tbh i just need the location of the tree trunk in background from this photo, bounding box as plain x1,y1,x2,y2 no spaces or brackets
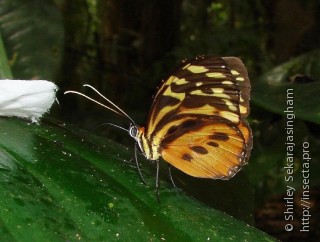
97,0,182,116
99,0,181,70
140,0,181,66
267,0,316,63
58,0,97,119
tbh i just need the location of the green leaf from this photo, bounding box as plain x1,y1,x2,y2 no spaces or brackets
0,118,276,241
248,50,320,198
0,0,63,80
252,50,320,124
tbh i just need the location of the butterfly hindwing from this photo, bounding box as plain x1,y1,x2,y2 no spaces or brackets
160,117,252,178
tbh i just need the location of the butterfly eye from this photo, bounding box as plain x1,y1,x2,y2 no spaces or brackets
129,124,138,138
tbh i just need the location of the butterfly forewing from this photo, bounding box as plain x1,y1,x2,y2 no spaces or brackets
222,57,250,117
141,56,252,179
146,56,250,136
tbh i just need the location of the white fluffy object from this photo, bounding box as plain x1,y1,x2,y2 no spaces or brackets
0,79,58,122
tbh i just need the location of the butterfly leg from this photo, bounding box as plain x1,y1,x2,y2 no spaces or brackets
134,143,147,185
167,164,178,189
156,160,160,202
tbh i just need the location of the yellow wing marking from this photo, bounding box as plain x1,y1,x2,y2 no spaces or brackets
240,105,248,114
223,99,237,111
220,111,239,123
212,92,231,99
222,80,233,85
236,77,245,81
175,78,188,85
206,72,227,78
150,87,184,131
190,88,232,99
186,65,209,73
231,70,240,75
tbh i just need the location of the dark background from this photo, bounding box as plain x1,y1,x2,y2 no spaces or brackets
1,0,320,241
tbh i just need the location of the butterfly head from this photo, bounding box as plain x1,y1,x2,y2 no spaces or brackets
129,124,144,153
128,124,158,161
129,123,143,149
129,123,139,139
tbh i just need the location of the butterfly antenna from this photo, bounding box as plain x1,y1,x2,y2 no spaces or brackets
91,122,129,133
84,84,137,126
64,84,137,126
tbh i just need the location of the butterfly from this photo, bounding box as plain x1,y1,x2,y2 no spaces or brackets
65,56,252,196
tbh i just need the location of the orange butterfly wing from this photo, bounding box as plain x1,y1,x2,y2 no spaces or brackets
160,118,252,178
141,56,252,179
